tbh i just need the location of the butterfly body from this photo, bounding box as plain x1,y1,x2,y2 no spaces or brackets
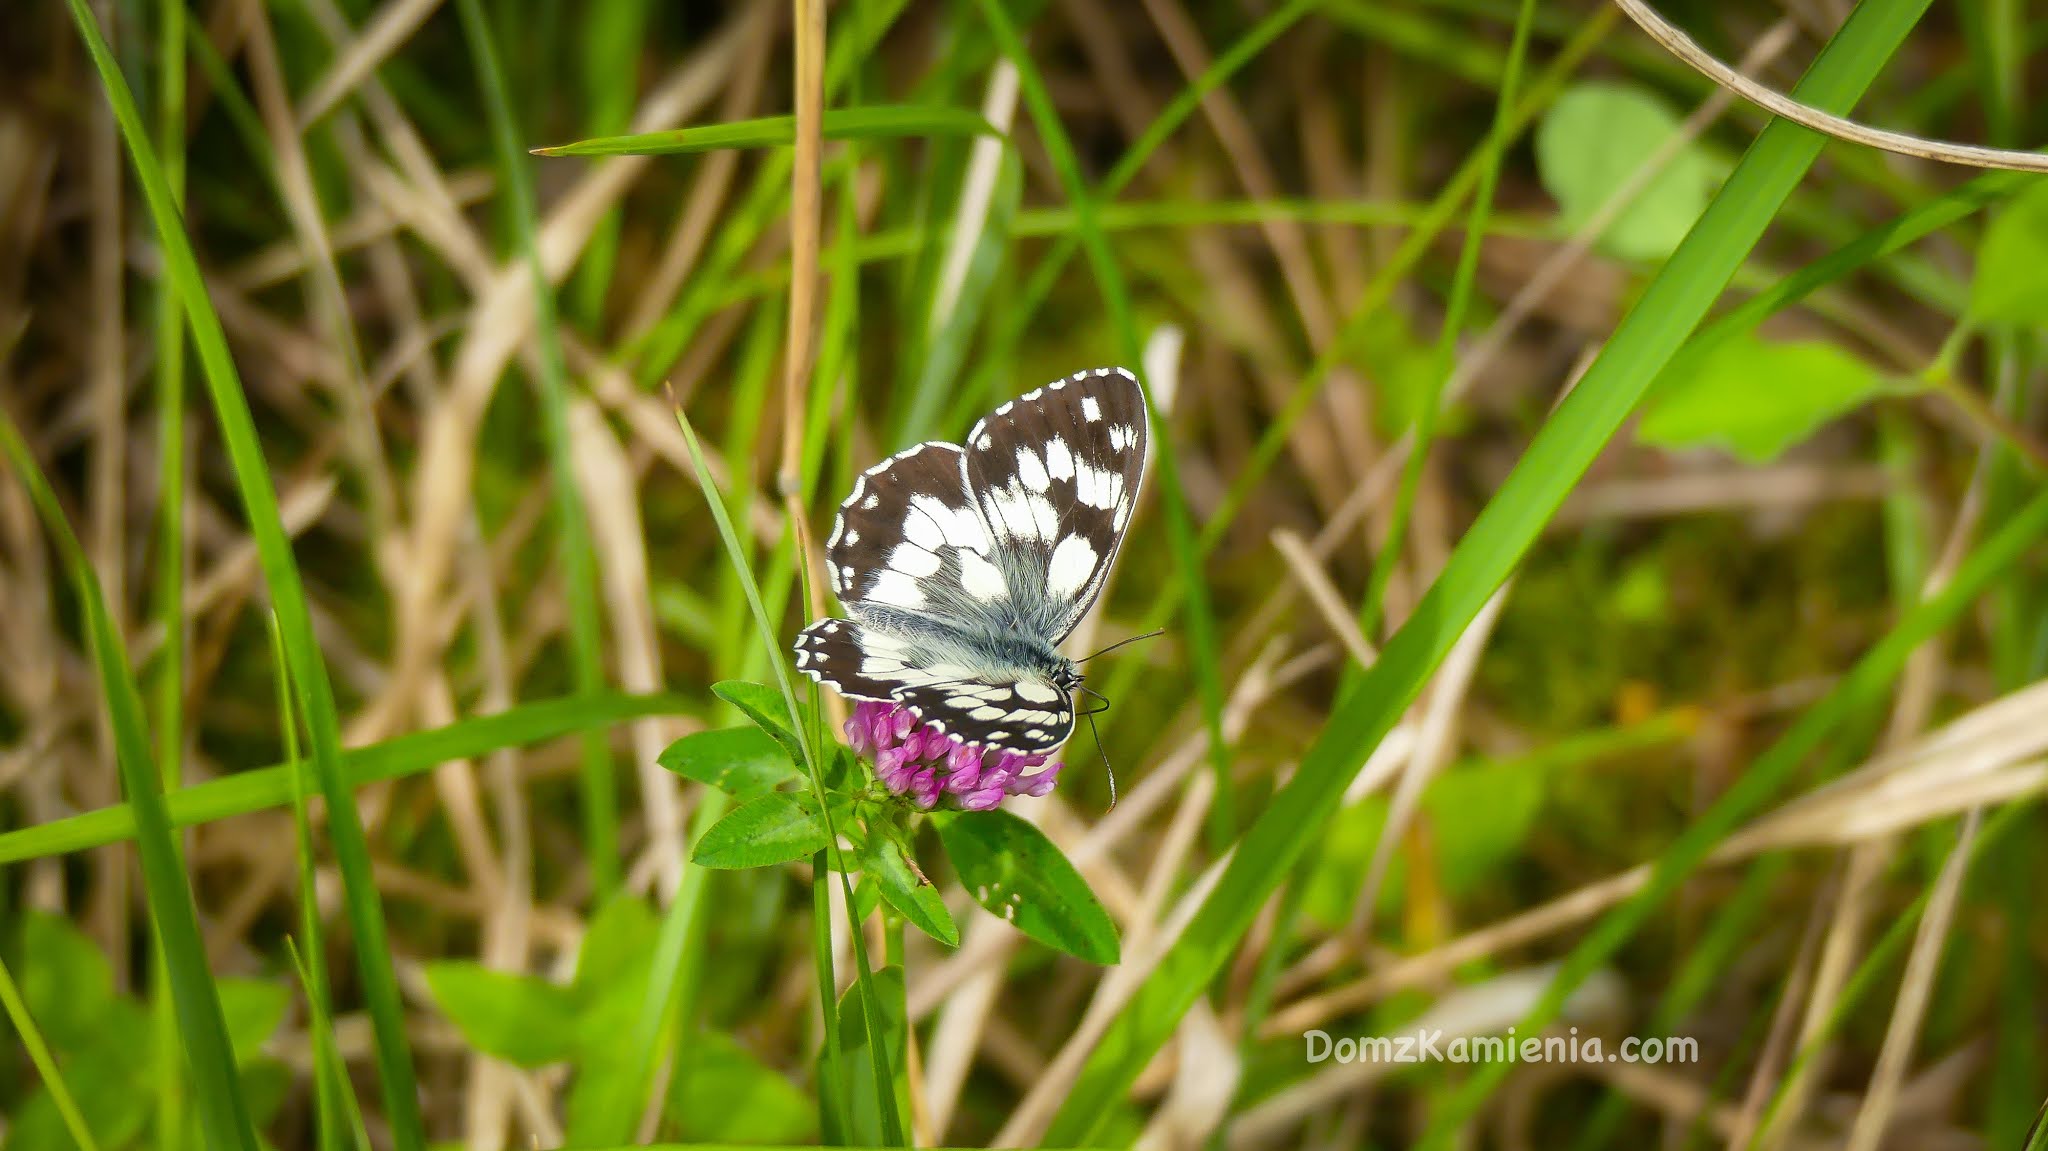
795,367,1148,754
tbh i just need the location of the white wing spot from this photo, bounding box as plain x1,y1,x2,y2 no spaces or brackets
970,705,1005,721
1081,396,1102,422
1016,681,1060,703
844,529,859,545
862,494,879,510
1073,462,1122,510
1047,535,1099,599
977,434,992,450
908,495,988,550
903,508,943,551
985,489,1059,541
1015,448,1051,493
888,544,941,577
958,549,1007,601
1044,436,1074,480
865,570,925,609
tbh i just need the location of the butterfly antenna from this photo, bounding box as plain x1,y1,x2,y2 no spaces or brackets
1083,703,1117,811
1076,627,1167,664
1076,685,1117,810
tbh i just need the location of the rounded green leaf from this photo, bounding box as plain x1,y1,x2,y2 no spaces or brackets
690,791,830,869
658,725,799,799
938,810,1119,964
1536,81,1713,261
1637,332,1894,461
421,962,580,1068
665,1030,816,1143
1971,180,2048,325
215,978,291,1064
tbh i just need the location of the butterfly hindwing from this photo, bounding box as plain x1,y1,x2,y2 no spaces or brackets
962,366,1148,643
794,619,1075,752
892,678,1074,752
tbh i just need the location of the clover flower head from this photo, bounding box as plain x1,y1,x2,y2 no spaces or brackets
842,700,1063,811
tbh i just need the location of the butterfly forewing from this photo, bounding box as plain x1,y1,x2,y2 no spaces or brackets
824,440,995,619
962,367,1148,643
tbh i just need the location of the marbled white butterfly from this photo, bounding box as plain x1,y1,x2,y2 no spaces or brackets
794,367,1148,753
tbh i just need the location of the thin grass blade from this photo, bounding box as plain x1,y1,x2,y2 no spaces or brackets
535,104,997,156
61,3,426,1141
1041,0,1937,1140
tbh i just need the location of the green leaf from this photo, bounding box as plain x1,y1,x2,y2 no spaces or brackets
215,978,290,1065
939,810,1119,964
1971,179,2048,324
571,894,659,999
712,680,809,769
658,725,800,799
1535,80,1714,261
665,1030,816,1144
861,832,960,947
17,913,115,1052
826,967,909,1148
1637,333,1894,461
535,105,997,156
421,962,580,1068
691,791,831,869
1425,762,1545,895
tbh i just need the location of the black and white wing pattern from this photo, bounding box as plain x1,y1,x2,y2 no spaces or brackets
794,367,1149,754
962,366,1148,643
792,616,1076,749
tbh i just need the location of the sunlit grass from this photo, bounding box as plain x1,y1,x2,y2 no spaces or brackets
7,0,2046,1147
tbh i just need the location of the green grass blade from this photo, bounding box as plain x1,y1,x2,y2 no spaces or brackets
62,2,426,1142
1434,489,2048,1141
567,0,653,327
268,616,354,1151
1088,6,1617,719
454,0,621,900
669,405,906,1146
150,1,190,1145
0,410,256,1151
1360,0,1535,639
0,953,102,1151
0,691,686,864
1040,0,1936,1140
972,0,1234,842
535,104,997,156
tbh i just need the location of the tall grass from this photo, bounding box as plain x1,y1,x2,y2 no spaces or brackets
63,2,424,1141
7,1,2045,1148
1045,0,1940,1140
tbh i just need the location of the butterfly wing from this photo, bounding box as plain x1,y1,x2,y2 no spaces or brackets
794,618,1074,751
962,367,1149,643
822,439,1010,629
892,677,1073,751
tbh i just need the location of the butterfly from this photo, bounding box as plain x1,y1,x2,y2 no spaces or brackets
793,366,1149,753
